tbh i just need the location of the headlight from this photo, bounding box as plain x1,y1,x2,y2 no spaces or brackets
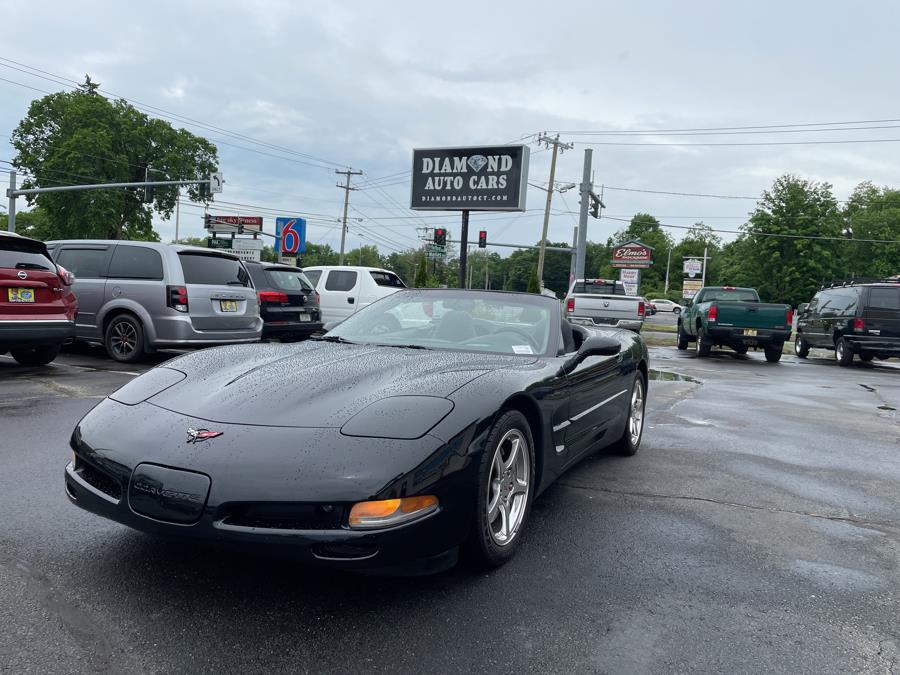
108,367,186,405
348,496,439,529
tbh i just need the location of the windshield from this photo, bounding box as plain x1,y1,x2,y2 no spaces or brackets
327,290,555,356
700,289,759,302
265,268,315,292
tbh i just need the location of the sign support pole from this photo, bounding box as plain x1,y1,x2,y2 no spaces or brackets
664,246,671,294
458,210,470,289
6,170,15,233
701,246,708,287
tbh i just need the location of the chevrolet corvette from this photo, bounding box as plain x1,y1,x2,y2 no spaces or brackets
65,289,648,574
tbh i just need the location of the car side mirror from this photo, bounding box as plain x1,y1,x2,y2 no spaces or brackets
561,335,620,375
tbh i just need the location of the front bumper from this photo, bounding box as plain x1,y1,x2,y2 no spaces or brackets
0,319,75,349
65,399,476,573
706,325,791,346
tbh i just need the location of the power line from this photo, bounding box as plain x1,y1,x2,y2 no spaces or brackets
545,117,900,135
573,137,900,147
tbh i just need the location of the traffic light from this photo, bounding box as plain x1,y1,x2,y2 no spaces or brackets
589,197,600,219
434,228,447,246
478,230,487,248
142,184,154,204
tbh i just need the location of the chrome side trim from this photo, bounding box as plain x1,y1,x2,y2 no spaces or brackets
569,389,628,422
0,319,73,324
552,420,570,432
555,444,565,454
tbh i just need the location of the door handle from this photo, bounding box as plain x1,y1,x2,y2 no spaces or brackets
347,297,355,304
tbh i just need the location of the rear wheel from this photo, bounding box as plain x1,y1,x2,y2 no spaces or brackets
105,314,145,363
676,323,689,350
764,344,783,363
695,327,711,357
794,334,810,359
10,344,61,366
610,374,646,457
467,410,534,569
835,337,853,367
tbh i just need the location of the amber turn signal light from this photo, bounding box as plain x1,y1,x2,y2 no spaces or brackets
348,496,438,529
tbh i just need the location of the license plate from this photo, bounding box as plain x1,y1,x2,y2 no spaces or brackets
220,300,238,312
298,313,310,322
8,288,35,303
743,329,757,336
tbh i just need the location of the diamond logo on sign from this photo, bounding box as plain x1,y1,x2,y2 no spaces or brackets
467,155,488,173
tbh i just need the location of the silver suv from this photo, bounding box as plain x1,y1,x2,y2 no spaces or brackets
46,240,262,362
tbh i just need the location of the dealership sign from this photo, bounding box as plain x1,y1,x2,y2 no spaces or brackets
684,258,703,278
619,268,640,296
683,279,703,299
206,215,263,232
610,240,654,268
410,145,530,211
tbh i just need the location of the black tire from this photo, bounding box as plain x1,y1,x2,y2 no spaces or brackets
764,344,783,363
835,337,853,367
732,344,748,355
794,334,810,359
859,352,874,362
104,314,145,363
466,410,535,570
695,327,712,357
676,322,689,350
10,343,61,366
609,374,646,457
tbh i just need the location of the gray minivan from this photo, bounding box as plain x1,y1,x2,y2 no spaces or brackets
46,240,262,362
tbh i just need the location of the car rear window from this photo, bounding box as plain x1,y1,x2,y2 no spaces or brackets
324,270,358,292
573,280,623,295
868,288,900,310
369,271,405,288
108,245,164,280
265,269,315,292
178,253,250,287
701,289,759,302
0,239,54,271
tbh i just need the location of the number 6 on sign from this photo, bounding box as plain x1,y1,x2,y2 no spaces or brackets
275,217,307,255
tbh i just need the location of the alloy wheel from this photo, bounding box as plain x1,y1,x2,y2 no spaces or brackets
486,428,529,547
111,321,137,358
629,379,645,446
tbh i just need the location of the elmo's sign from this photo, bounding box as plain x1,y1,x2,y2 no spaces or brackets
610,240,654,268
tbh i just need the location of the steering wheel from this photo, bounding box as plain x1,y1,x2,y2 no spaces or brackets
489,327,540,352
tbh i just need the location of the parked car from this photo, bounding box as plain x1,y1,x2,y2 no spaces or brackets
65,288,648,574
563,278,645,332
301,266,406,325
794,281,900,366
640,297,657,316
650,298,682,314
244,261,322,341
677,286,792,362
46,240,262,362
0,231,77,366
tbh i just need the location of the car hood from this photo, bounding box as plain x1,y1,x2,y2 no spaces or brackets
147,341,537,428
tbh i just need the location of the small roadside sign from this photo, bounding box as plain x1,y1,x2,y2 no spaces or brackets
231,238,264,252
210,173,223,193
275,217,307,255
425,243,446,259
207,237,232,250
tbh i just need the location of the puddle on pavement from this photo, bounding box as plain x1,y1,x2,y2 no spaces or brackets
649,369,701,383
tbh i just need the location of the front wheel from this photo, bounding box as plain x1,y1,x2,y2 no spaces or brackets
10,344,61,366
794,334,810,359
695,327,712,357
466,410,535,569
610,374,646,456
764,344,783,363
835,337,853,367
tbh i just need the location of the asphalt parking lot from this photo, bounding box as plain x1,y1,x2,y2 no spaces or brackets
2,342,899,674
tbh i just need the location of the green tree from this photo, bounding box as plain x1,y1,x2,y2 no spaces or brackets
742,175,843,305
602,213,674,292
414,254,428,287
843,182,900,279
0,207,52,240
298,242,339,267
344,244,384,268
11,76,218,241
527,265,540,293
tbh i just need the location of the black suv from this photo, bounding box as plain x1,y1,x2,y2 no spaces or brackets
795,281,900,366
244,261,323,341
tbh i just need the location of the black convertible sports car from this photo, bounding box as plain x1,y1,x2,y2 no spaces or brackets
66,289,649,574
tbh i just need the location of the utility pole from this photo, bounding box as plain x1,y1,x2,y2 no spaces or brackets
6,170,15,233
174,188,181,243
535,133,573,284
574,149,593,280
569,225,578,289
336,168,363,265
701,246,709,287
664,246,672,294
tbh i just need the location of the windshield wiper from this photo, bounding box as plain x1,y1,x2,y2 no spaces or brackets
15,262,50,270
312,335,356,344
376,343,432,350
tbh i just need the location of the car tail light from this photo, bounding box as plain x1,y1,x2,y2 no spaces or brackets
258,290,289,304
566,298,575,313
310,291,320,306
707,304,717,321
167,285,189,313
57,265,75,286
786,308,794,326
638,301,645,317
853,318,865,331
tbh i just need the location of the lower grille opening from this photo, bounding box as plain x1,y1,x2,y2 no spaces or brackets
77,461,123,500
312,542,378,560
220,503,345,531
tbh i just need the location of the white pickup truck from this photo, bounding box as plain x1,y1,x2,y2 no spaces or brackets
564,278,646,332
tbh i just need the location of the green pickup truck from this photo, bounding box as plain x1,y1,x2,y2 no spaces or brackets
677,286,793,362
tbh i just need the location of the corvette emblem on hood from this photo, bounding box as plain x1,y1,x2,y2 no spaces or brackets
186,428,223,444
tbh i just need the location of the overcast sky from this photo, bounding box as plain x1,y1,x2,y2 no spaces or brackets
2,0,900,255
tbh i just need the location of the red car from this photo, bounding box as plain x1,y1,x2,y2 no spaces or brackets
0,231,77,366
